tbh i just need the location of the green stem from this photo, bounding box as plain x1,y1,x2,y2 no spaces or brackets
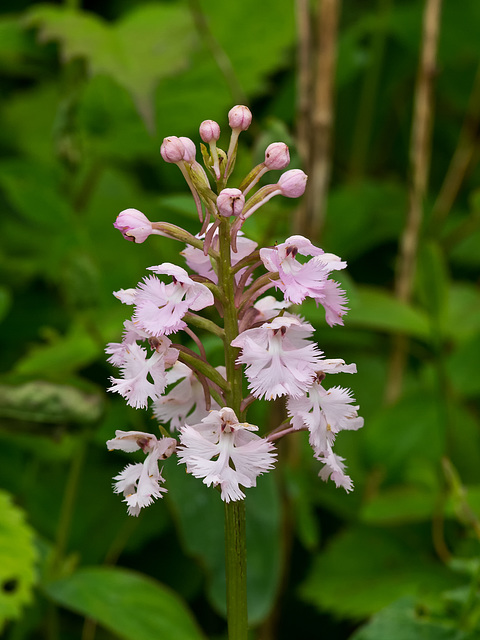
217,217,248,638
224,500,248,640
51,434,88,575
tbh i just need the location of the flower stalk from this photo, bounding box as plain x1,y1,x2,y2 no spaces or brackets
105,106,362,639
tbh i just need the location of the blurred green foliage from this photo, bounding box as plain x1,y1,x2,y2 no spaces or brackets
0,0,479,638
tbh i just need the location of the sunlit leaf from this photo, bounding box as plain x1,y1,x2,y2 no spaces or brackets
0,490,37,633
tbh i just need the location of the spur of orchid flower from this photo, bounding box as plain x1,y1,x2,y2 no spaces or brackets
106,105,362,514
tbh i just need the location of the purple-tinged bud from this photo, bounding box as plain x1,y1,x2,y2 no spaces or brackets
114,208,153,243
160,136,185,163
217,188,245,217
199,120,221,143
265,142,290,170
228,105,252,131
278,169,308,198
179,136,196,163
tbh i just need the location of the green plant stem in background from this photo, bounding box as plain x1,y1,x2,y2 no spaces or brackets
50,434,88,577
217,217,248,638
349,0,391,179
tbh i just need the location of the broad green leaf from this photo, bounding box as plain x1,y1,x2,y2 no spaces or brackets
0,490,37,633
0,158,72,229
351,597,475,640
153,0,297,134
25,4,196,127
444,283,480,343
360,486,437,525
323,180,406,260
364,390,444,479
345,286,430,338
300,527,462,619
166,459,281,625
13,323,101,377
44,566,206,640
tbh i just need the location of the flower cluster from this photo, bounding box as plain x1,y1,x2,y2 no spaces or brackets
106,105,362,515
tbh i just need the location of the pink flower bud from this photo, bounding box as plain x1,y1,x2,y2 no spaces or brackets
264,142,290,170
278,169,308,198
114,208,153,243
228,105,252,131
217,188,245,217
160,136,185,163
179,136,196,163
199,120,221,143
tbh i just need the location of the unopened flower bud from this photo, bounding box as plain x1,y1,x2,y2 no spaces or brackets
199,120,221,143
228,105,252,131
114,208,153,243
265,142,290,170
160,136,185,163
278,169,308,198
217,188,245,217
179,136,196,163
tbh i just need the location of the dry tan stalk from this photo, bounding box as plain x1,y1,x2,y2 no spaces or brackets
386,0,443,404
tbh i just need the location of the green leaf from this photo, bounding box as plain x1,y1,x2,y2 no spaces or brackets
25,4,196,127
13,323,101,377
0,490,37,633
323,180,406,260
360,486,437,525
300,527,462,619
447,333,480,398
346,286,430,338
364,390,444,479
445,283,480,343
44,566,206,640
351,597,475,640
416,241,449,328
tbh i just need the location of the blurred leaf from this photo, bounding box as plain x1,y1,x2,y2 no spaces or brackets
153,0,296,134
45,566,206,640
417,241,449,328
360,486,437,525
0,489,37,633
346,286,430,338
300,526,461,619
285,463,320,550
166,459,281,624
78,75,152,160
447,333,480,398
0,15,40,76
0,158,72,229
365,390,444,479
444,283,480,343
25,3,196,127
351,597,475,640
0,380,103,425
13,322,101,377
323,180,406,260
